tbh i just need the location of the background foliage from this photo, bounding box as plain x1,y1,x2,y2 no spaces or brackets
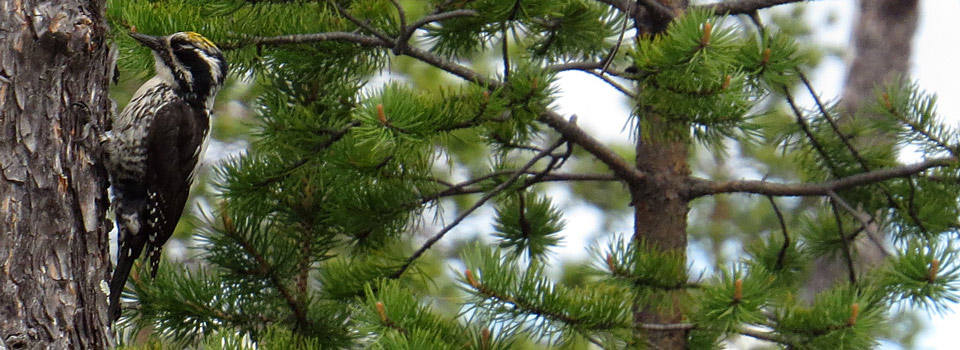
107,1,958,349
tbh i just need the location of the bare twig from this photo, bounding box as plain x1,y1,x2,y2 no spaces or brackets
828,194,857,285
799,73,870,171
538,111,645,184
697,0,811,15
330,1,396,45
826,191,892,257
389,0,407,33
391,137,568,278
738,327,786,343
784,90,841,177
222,32,389,50
686,157,956,197
408,9,478,32
600,13,631,75
584,70,636,98
389,0,410,49
639,322,694,331
547,61,605,72
766,196,790,270
638,323,786,344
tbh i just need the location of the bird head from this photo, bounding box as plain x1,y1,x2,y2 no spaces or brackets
130,31,228,106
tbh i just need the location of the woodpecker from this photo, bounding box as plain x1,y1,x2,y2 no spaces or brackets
105,31,227,320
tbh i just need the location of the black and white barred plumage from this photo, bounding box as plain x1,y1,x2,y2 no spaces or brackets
106,31,227,321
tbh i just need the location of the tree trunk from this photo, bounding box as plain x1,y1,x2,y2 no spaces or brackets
632,116,689,349
0,0,113,348
803,0,919,299
629,1,691,349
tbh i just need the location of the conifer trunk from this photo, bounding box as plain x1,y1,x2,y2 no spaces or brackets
0,0,112,348
630,1,690,348
632,117,689,348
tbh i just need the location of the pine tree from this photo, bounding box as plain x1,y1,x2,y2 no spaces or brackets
107,1,959,349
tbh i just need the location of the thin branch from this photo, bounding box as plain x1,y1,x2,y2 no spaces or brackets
547,61,605,72
330,1,396,45
538,111,646,184
600,13,630,75
535,172,619,182
389,0,410,52
738,327,786,343
766,196,790,270
391,138,568,279
828,194,857,285
222,32,389,50
637,323,787,344
389,0,407,34
222,221,309,328
697,0,811,15
584,69,637,98
253,121,360,187
784,90,841,177
399,40,643,182
420,172,619,203
826,191,892,258
407,9,479,32
400,45,497,86
799,73,871,171
639,322,694,331
686,157,956,197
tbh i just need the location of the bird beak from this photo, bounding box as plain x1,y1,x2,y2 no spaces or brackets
129,32,165,51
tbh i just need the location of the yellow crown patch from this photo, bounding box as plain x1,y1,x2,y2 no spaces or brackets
183,31,217,50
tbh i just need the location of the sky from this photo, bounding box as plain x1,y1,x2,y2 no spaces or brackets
552,1,960,349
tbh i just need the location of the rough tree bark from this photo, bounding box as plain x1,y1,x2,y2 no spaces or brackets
0,0,113,348
804,0,919,299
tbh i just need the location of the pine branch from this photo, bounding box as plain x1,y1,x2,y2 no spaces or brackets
792,74,931,234
465,271,623,339
696,0,812,15
390,138,569,279
230,28,642,187
221,224,310,329
253,121,360,187
686,157,957,197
